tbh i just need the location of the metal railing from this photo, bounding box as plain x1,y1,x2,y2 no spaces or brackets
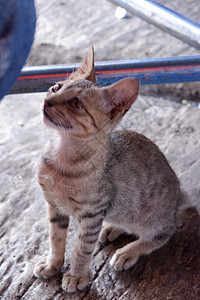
108,0,200,49
11,55,200,94
10,0,200,94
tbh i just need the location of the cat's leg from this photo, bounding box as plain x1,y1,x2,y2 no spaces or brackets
34,204,69,279
62,212,103,293
110,230,173,271
99,222,124,243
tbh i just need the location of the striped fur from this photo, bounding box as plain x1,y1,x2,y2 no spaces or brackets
34,47,185,293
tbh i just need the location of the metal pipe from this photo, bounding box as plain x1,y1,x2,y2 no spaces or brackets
108,0,200,49
10,55,200,94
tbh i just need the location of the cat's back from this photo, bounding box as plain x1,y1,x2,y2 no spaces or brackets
103,130,180,225
108,130,169,166
106,130,179,192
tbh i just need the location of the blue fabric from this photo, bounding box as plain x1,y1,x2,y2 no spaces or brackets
0,0,36,100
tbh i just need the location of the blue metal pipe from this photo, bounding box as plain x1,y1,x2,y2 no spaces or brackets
10,55,200,94
108,0,200,49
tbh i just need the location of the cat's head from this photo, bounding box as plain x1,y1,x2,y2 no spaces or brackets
43,46,139,138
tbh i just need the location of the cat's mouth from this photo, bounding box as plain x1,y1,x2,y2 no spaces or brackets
43,109,73,130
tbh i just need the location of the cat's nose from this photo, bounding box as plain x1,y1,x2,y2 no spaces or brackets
44,99,53,107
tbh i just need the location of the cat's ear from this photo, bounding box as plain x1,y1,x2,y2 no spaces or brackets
70,46,97,83
105,78,139,119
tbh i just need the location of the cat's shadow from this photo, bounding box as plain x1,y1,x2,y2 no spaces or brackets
89,208,199,296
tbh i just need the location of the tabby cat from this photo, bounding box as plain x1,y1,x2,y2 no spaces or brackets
34,46,187,293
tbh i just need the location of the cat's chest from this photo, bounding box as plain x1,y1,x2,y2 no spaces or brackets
38,164,98,216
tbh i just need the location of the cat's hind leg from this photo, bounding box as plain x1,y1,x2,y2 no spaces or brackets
110,230,173,271
99,222,125,243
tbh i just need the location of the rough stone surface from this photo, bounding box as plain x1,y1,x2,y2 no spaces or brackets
0,92,199,299
0,0,200,299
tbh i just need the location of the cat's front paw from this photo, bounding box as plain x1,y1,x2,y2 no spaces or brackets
110,247,138,271
34,256,63,279
62,271,89,293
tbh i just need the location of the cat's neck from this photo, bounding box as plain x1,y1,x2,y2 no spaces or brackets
45,130,109,175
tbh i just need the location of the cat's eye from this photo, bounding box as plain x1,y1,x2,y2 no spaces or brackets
68,98,84,109
51,83,62,93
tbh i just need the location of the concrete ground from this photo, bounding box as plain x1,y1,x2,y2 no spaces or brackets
0,0,199,299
